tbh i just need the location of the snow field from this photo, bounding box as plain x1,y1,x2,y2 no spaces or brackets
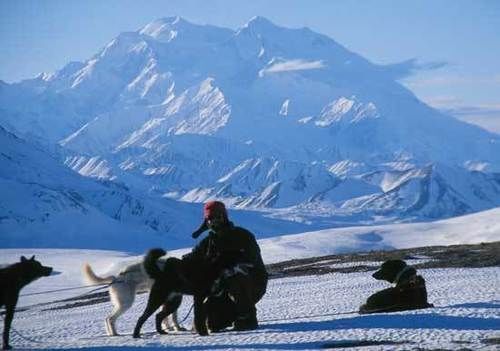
1,249,498,350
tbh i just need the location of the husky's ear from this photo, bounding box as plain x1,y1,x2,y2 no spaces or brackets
30,255,36,261
21,256,28,262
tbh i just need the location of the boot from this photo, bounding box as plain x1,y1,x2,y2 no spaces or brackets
233,311,258,331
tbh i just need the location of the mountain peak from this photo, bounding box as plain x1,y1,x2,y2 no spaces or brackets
139,16,190,41
3,16,500,229
139,16,232,44
242,16,278,31
162,16,183,25
142,16,187,28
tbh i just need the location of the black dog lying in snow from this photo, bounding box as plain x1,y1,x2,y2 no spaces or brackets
359,259,433,314
0,256,53,350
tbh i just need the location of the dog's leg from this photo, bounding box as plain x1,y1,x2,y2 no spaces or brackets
161,294,184,331
170,308,187,331
3,302,15,350
133,301,162,338
169,310,187,332
104,318,114,338
193,294,208,336
155,303,179,335
157,294,183,333
133,284,165,338
106,284,134,336
106,302,132,336
155,306,169,335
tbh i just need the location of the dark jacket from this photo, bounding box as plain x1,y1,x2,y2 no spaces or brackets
187,222,268,329
188,222,266,275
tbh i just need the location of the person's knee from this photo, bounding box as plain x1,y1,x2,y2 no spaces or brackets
216,271,267,310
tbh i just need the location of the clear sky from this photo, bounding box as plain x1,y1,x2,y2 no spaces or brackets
1,0,499,133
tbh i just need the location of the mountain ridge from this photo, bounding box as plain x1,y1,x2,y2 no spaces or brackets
1,16,499,234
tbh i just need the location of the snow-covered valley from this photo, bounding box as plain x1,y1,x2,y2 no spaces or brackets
2,211,500,350
1,242,498,350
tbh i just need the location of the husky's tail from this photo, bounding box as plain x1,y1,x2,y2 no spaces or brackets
144,248,167,279
82,263,115,285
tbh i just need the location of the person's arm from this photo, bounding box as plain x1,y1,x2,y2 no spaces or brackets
215,228,262,266
182,235,211,261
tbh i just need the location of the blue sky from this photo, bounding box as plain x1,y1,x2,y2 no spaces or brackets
1,0,499,132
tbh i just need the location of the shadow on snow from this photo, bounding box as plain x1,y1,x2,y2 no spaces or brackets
264,312,499,332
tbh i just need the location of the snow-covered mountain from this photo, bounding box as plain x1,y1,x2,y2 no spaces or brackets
0,126,312,250
0,125,195,250
1,16,499,229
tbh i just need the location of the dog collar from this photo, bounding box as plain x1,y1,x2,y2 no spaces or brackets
394,265,414,284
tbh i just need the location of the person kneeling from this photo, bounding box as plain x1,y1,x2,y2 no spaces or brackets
190,201,268,332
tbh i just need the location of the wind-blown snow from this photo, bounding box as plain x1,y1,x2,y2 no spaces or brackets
259,59,326,77
279,99,290,116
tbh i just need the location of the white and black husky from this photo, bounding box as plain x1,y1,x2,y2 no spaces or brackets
83,257,184,336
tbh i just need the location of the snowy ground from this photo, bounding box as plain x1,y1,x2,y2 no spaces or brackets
1,248,499,351
257,207,500,263
2,209,499,350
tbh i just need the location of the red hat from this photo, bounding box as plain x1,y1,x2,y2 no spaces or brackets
192,201,228,239
203,200,228,221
